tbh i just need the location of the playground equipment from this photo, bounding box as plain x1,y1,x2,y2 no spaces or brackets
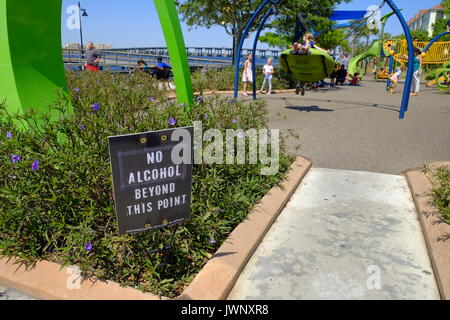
279,48,335,82
0,0,194,120
386,32,450,92
423,31,450,91
348,40,390,77
233,0,415,119
435,62,450,91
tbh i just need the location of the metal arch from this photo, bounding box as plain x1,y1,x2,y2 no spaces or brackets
0,0,194,119
384,0,414,119
251,7,275,100
233,0,276,99
423,31,450,53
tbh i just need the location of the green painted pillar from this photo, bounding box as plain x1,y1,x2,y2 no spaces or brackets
0,0,193,119
154,0,194,110
0,0,68,119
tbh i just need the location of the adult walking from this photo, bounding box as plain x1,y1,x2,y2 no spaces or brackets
411,47,423,96
85,42,101,72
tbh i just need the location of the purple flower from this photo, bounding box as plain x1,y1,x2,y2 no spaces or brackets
6,132,12,139
197,97,203,102
232,119,237,124
204,115,209,119
149,97,155,102
180,103,185,107
84,243,93,252
237,132,245,139
11,155,20,163
74,88,81,93
227,98,233,103
214,208,221,213
31,160,40,172
91,103,100,112
80,125,86,130
209,239,216,244
168,117,176,126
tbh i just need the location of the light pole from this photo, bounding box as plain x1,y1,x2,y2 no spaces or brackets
78,2,88,59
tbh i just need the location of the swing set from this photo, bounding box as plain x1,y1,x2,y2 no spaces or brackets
233,0,416,119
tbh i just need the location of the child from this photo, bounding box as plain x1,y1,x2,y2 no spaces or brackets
350,72,360,86
411,47,423,96
242,53,253,96
335,65,347,85
301,33,329,55
388,66,404,94
330,65,339,87
260,58,274,94
377,68,389,80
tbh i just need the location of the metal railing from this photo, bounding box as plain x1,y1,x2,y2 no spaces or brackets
62,49,233,69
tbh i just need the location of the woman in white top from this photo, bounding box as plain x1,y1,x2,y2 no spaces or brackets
260,58,274,94
242,53,253,96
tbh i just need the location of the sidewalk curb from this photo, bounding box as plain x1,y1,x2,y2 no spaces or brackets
0,156,312,300
179,156,312,300
404,162,450,300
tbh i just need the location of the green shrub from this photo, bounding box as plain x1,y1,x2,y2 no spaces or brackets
191,66,293,93
0,71,294,297
423,164,450,224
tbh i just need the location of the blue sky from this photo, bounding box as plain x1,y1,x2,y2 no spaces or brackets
61,0,442,49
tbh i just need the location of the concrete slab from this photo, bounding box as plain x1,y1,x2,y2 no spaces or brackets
228,168,441,300
0,285,36,300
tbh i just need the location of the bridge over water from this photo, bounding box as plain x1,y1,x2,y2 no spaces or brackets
109,47,282,59
63,47,281,72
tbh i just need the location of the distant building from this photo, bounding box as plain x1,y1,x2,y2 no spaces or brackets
65,43,81,49
64,43,113,50
95,44,113,50
407,5,447,37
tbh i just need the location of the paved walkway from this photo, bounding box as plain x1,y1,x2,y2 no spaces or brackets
0,285,35,300
262,80,450,174
229,168,441,300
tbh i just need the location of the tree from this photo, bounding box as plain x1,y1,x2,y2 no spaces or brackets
431,0,450,41
395,30,431,42
177,0,351,64
442,0,450,15
432,18,450,41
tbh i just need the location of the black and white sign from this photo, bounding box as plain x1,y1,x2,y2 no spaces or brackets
108,127,193,234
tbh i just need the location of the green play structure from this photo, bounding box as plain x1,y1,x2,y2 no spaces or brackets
348,40,384,77
435,60,450,91
0,0,193,120
280,48,336,82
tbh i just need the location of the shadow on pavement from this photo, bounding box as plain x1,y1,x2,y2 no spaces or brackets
282,97,400,114
285,105,334,112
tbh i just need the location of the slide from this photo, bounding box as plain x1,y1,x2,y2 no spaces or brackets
348,40,382,76
436,60,450,91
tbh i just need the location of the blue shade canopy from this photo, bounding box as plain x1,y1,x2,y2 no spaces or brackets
330,10,368,21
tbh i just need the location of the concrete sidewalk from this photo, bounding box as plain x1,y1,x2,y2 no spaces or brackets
228,168,441,300
0,285,35,300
